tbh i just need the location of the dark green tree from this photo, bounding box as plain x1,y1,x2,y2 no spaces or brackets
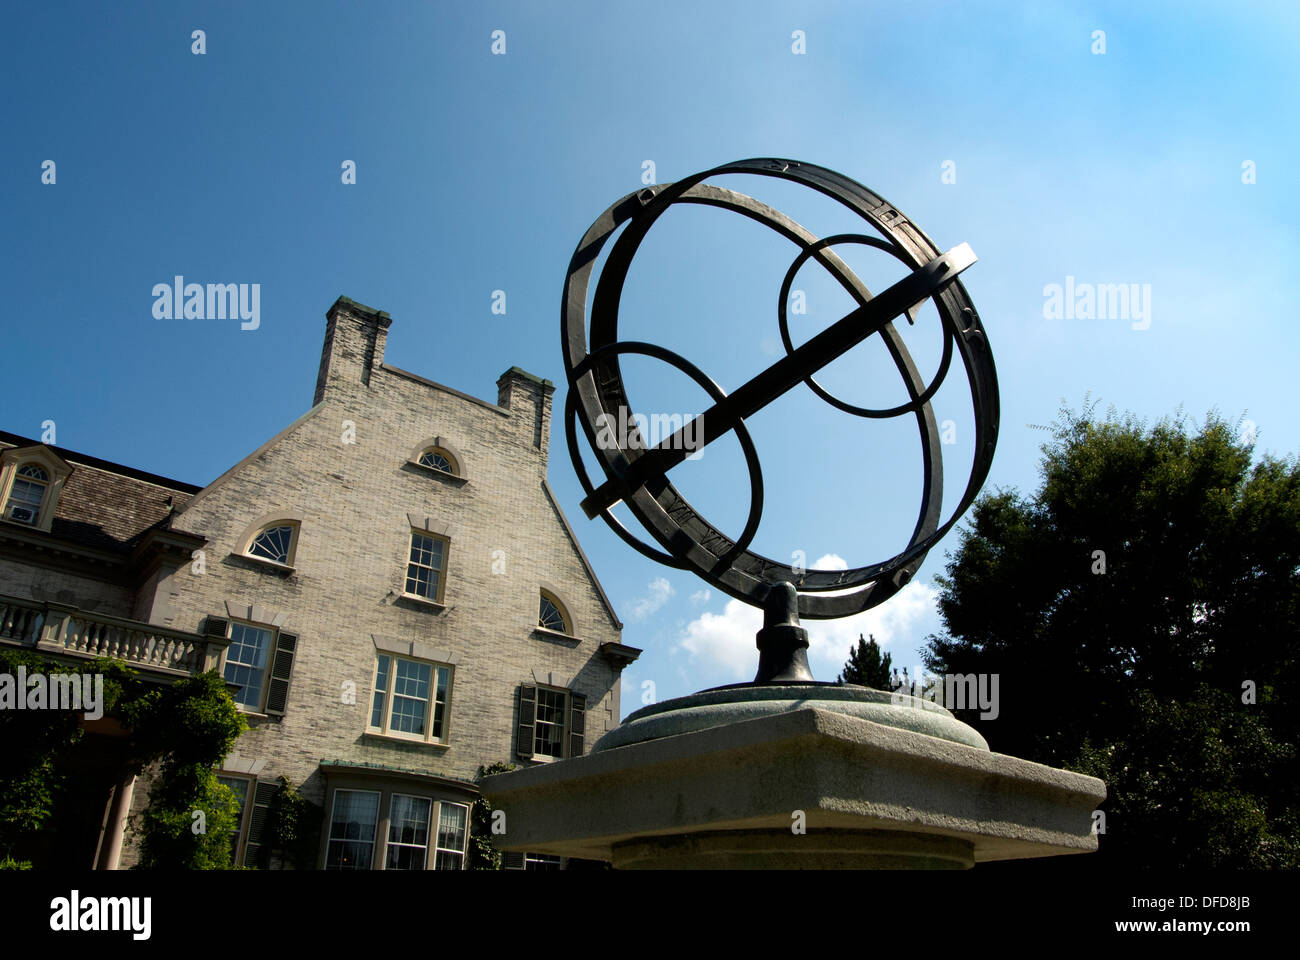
924,403,1300,869
837,633,893,689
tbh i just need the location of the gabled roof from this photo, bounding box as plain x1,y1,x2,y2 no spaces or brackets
0,432,200,553
542,479,623,631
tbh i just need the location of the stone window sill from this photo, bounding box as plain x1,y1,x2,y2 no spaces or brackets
235,708,276,725
398,593,447,612
408,460,469,485
235,553,295,575
533,626,581,645
363,730,449,749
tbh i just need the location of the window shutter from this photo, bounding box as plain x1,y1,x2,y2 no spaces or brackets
516,685,536,760
264,632,298,716
568,692,587,758
503,850,525,870
242,780,280,867
204,616,230,638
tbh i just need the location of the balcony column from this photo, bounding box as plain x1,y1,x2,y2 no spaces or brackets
94,770,136,870
36,603,72,653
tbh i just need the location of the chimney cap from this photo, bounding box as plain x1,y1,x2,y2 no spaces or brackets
497,366,555,391
330,295,392,324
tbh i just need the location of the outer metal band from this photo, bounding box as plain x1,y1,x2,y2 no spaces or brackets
561,158,999,619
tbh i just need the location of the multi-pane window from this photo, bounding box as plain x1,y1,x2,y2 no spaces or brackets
323,791,468,870
368,654,451,743
405,531,448,602
325,789,380,870
434,802,469,870
418,448,455,473
534,687,567,758
248,523,296,565
525,853,563,871
386,794,432,870
518,685,586,763
4,464,48,524
538,592,568,633
223,622,275,710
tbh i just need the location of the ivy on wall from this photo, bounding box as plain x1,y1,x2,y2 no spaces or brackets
126,670,247,870
469,761,515,870
0,648,247,870
257,776,322,870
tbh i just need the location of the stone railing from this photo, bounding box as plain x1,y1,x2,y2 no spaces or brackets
0,594,228,677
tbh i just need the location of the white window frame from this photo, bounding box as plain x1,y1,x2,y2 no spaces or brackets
404,529,449,604
538,589,571,635
222,620,277,713
325,788,382,870
319,787,471,870
532,685,568,761
385,793,434,871
433,801,470,870
244,520,300,568
367,653,453,744
3,465,47,525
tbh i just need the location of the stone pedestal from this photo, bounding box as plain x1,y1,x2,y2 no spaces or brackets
481,686,1106,869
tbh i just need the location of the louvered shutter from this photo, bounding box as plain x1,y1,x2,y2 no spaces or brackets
568,691,586,758
242,780,280,867
204,616,230,638
503,850,525,870
516,685,536,760
264,631,298,716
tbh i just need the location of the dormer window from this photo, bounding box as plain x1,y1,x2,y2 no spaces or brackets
0,445,73,533
4,465,48,525
245,521,300,567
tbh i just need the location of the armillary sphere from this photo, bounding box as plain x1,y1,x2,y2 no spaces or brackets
561,158,999,625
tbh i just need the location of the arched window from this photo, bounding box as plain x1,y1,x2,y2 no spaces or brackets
538,590,570,635
408,437,467,482
418,447,457,475
246,521,300,566
4,465,49,525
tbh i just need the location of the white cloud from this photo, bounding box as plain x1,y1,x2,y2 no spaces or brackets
674,575,942,684
677,597,764,679
627,577,674,621
689,589,711,605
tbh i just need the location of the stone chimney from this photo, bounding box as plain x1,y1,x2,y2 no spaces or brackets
497,367,555,459
315,296,392,404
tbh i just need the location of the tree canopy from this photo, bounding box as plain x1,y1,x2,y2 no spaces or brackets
923,404,1299,869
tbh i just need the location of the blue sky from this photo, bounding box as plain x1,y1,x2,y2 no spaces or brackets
4,1,1299,717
